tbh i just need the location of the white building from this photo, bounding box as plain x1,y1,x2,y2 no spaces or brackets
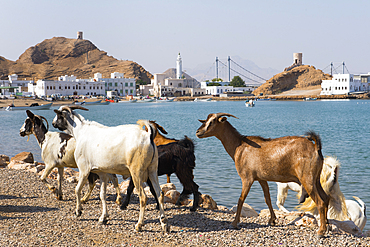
200,81,254,96
0,74,33,96
29,72,136,97
320,73,370,95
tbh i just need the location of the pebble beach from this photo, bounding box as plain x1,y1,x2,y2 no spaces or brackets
0,168,369,246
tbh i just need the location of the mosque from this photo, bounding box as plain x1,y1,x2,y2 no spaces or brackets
140,53,204,97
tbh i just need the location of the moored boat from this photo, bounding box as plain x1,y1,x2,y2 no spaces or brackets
245,100,255,107
5,102,53,111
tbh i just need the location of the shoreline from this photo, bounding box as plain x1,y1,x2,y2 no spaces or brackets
0,167,369,246
1,92,369,108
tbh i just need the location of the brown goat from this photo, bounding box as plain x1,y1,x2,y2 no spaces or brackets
196,113,329,237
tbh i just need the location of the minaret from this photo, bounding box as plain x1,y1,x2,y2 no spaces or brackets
176,53,182,79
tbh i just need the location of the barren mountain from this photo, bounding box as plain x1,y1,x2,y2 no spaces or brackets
253,65,332,95
0,37,153,83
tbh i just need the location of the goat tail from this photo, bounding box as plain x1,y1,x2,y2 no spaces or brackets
353,196,367,216
305,130,323,160
178,135,195,152
137,120,157,148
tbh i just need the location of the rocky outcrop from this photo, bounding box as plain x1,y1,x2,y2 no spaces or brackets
0,37,153,83
253,65,332,95
10,152,34,163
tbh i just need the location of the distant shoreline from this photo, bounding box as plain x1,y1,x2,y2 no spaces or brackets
1,92,369,108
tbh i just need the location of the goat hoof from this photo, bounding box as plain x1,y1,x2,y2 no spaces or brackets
98,218,108,225
135,223,143,232
190,206,197,212
162,224,170,233
76,210,82,217
269,219,276,226
231,222,239,229
317,233,326,239
120,204,127,210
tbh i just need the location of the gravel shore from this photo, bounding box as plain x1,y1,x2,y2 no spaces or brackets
0,168,368,246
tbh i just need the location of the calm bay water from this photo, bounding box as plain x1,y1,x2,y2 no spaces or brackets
1,99,369,230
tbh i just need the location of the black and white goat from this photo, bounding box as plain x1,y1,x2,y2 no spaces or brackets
52,105,169,232
121,136,201,211
19,110,122,204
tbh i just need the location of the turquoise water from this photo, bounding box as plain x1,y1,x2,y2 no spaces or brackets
1,100,369,230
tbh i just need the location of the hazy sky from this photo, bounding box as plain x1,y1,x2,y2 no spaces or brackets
1,0,369,76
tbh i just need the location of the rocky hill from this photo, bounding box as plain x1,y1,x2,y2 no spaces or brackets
253,65,332,95
0,37,153,83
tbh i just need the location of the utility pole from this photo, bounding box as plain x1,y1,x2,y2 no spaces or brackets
228,56,231,82
216,57,219,81
330,62,333,76
342,61,345,74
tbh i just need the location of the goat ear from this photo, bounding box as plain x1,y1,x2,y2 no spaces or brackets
26,110,34,119
218,117,227,123
157,125,168,135
198,119,206,123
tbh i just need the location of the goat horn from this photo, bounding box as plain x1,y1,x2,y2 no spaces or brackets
59,106,72,114
40,116,49,131
68,105,89,111
214,113,238,119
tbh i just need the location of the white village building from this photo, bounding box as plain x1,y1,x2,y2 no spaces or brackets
320,73,370,95
28,72,136,97
200,82,255,96
0,74,33,96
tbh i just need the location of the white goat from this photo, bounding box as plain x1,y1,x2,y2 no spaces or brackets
20,110,122,204
52,105,169,232
295,156,367,231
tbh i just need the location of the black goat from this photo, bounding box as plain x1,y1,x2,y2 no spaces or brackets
121,136,201,211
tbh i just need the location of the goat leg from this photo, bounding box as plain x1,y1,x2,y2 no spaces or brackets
120,177,134,210
299,185,309,203
147,179,160,210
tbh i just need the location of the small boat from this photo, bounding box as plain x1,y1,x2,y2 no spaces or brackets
99,101,110,105
137,98,154,103
5,102,53,111
156,98,174,102
245,100,255,107
84,100,102,105
304,97,317,101
194,98,212,102
118,99,137,103
105,99,115,103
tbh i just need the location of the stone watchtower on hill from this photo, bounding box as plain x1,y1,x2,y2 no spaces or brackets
77,31,83,40
285,52,303,71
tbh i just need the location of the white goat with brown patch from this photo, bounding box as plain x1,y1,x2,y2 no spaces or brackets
52,105,169,232
196,113,329,237
297,156,367,231
19,110,121,204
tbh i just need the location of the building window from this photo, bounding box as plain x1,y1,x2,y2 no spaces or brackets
59,86,61,89
68,86,70,89
83,86,86,89
130,83,133,87
115,83,118,87
108,83,112,86
125,83,128,87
